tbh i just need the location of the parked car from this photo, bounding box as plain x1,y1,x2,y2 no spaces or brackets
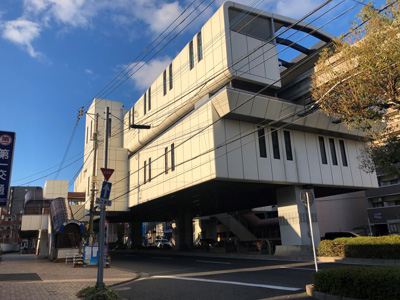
322,231,360,240
151,239,172,248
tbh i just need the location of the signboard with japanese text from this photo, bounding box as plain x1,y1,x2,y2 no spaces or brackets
84,245,107,265
0,131,16,206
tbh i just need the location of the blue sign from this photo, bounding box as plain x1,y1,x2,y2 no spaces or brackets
0,131,16,206
83,245,107,265
100,181,112,200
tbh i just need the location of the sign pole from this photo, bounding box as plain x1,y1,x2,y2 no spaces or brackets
97,106,110,288
306,191,318,272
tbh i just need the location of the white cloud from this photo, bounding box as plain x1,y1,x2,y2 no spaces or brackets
149,2,184,34
85,69,93,74
2,19,41,57
130,56,172,90
23,0,92,27
126,1,185,35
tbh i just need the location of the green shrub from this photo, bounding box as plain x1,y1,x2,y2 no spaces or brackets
76,285,120,300
318,235,400,259
313,266,400,300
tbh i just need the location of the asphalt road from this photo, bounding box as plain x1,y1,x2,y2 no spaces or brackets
109,251,322,300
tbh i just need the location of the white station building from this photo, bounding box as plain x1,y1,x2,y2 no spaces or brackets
74,2,378,254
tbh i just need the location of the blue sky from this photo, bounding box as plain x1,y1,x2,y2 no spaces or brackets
0,0,384,191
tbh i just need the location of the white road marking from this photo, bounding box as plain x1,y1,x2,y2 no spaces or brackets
151,276,301,291
280,267,316,271
196,260,231,265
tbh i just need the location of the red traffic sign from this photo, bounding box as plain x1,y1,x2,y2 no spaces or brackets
101,168,114,181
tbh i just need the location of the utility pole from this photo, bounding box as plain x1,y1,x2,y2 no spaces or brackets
97,106,109,288
88,113,99,245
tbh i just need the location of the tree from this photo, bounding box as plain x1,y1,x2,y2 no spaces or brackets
311,0,400,176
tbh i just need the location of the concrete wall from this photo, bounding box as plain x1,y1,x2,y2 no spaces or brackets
315,190,369,236
44,180,68,199
21,215,48,231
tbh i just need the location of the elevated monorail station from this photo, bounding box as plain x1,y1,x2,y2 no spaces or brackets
74,2,377,254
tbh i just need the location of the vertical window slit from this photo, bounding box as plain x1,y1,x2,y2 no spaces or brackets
165,147,168,174
148,158,152,182
189,41,194,70
319,136,327,164
329,138,338,165
339,140,348,167
163,70,167,96
271,129,280,159
144,161,147,184
148,87,151,111
197,32,203,61
171,143,175,171
284,130,293,161
257,127,267,158
169,63,173,90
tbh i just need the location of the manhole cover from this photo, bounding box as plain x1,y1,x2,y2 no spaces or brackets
0,273,42,282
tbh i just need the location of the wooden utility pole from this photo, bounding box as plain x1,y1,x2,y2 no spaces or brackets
88,113,99,245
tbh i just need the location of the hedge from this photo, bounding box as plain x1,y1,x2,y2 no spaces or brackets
313,266,400,300
318,235,400,259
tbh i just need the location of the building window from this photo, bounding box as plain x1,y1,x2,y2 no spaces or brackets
165,147,168,174
197,32,203,61
257,127,267,158
90,121,93,139
171,143,175,171
271,129,280,159
149,158,151,182
169,63,173,90
144,161,147,184
284,131,293,161
329,138,338,165
86,127,88,144
163,70,167,96
189,41,194,70
228,7,272,41
318,136,328,165
144,93,147,115
148,87,151,111
339,140,348,167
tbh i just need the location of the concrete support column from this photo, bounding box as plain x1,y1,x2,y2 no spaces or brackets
130,221,142,249
38,231,49,258
199,217,218,240
173,211,194,250
276,186,321,255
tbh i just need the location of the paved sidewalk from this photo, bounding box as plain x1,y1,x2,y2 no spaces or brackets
0,252,138,300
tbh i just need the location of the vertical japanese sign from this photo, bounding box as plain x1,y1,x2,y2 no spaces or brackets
0,131,16,206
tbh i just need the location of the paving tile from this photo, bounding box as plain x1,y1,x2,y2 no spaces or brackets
0,253,138,299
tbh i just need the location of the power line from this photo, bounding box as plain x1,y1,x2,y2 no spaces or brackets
107,0,347,202
84,0,202,110
107,0,392,204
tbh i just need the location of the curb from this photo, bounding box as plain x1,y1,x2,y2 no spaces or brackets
110,273,141,287
306,285,360,300
114,249,400,266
